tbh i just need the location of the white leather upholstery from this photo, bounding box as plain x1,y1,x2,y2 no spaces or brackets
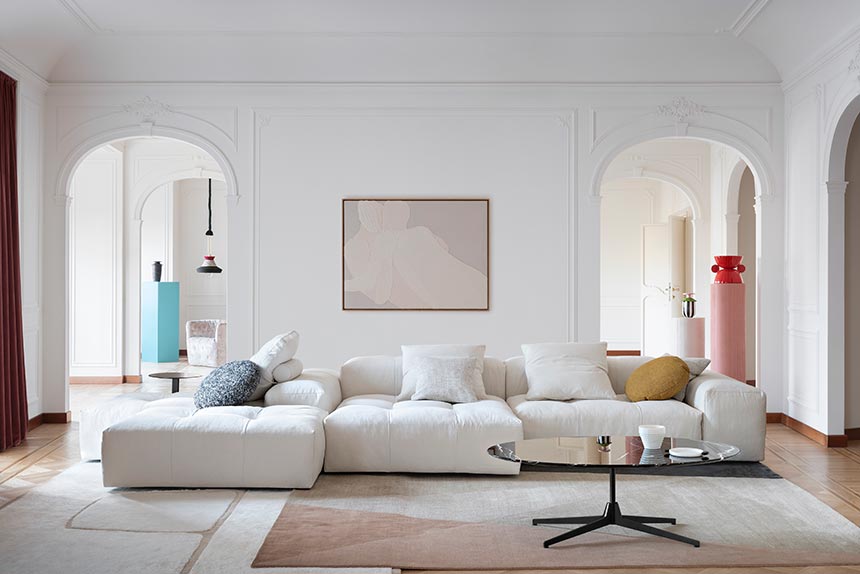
80,392,165,461
102,398,326,488
324,394,522,474
507,394,702,440
340,355,507,399
685,371,767,461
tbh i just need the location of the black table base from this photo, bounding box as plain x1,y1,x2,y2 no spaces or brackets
532,467,700,548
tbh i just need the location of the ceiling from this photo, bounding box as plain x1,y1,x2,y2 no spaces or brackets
1,0,859,84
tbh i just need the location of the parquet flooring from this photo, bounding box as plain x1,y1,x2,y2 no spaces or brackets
1,385,859,573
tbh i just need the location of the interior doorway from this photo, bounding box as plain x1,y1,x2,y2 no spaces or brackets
67,138,227,385
599,137,760,374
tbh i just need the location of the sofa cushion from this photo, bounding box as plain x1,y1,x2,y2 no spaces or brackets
410,356,482,403
263,369,342,413
625,356,690,402
507,394,702,440
102,398,326,488
340,355,506,399
194,360,261,408
271,358,304,383
248,331,300,400
398,344,487,401
323,394,522,474
521,342,615,401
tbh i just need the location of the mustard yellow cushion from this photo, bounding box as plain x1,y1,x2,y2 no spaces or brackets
625,356,691,402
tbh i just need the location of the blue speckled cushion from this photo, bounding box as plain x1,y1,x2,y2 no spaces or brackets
194,360,261,408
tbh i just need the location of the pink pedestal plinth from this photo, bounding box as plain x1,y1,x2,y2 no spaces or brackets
710,283,746,382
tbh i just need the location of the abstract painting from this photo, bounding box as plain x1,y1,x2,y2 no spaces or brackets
342,199,489,310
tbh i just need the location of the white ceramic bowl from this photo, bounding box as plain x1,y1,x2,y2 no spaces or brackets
638,424,666,449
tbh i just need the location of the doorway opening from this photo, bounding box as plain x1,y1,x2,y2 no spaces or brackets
67,137,227,396
599,137,758,382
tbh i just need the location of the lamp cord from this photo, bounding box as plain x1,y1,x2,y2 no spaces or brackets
206,178,213,236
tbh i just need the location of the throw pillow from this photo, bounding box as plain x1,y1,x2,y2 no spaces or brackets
662,355,711,401
397,344,487,402
271,358,304,383
522,342,616,401
410,356,482,403
194,360,261,408
248,331,300,401
625,356,690,402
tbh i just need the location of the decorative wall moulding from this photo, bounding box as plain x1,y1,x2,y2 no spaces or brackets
122,96,173,123
656,97,705,123
849,44,860,83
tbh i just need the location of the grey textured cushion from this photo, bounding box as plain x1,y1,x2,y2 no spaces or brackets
410,356,481,403
194,360,261,408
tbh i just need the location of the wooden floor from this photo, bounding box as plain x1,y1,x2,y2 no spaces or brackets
2,394,860,573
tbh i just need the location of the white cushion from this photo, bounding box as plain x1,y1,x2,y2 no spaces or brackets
323,394,522,474
397,344,487,401
271,358,304,383
263,369,342,413
248,331,300,400
102,398,326,488
507,394,702,440
522,342,616,400
411,356,482,403
340,355,506,399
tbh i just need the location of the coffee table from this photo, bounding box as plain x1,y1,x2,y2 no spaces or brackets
488,435,739,548
148,371,202,393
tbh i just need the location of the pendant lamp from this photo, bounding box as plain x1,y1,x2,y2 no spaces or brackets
196,179,223,274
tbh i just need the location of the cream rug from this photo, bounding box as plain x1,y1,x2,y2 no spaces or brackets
254,471,860,570
0,463,390,574
2,462,860,573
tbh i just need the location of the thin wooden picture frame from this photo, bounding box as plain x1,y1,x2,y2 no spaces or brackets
342,198,490,311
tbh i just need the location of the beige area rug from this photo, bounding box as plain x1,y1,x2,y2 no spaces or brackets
0,463,390,574
254,472,860,570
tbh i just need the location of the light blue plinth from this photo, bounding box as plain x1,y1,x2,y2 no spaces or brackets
141,282,180,363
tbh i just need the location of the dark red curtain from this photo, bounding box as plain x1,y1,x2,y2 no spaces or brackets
0,71,27,451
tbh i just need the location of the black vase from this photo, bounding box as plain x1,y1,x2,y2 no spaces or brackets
682,300,695,318
152,261,163,282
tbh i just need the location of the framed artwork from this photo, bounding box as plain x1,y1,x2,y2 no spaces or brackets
342,198,489,311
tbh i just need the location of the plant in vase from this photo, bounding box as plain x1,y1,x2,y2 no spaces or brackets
682,292,696,318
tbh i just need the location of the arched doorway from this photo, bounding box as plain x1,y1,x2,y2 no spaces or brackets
65,136,230,413
831,96,860,438
597,137,761,381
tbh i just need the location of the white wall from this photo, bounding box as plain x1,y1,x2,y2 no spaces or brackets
173,178,227,349
141,178,228,349
738,167,756,382
121,139,223,374
68,146,123,377
845,115,860,431
600,179,691,351
140,183,173,282
38,83,784,416
5,59,47,417
258,113,568,364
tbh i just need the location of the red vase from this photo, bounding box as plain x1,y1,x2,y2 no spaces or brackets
711,255,745,284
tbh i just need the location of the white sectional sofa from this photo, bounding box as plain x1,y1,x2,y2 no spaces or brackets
85,355,766,489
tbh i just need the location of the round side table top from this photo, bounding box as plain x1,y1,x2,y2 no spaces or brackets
148,371,203,380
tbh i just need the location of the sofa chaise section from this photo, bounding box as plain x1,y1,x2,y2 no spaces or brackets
98,369,341,488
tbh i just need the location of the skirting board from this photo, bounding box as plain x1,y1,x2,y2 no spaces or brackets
767,412,849,447
847,428,860,440
69,375,142,384
28,411,72,430
607,350,642,356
